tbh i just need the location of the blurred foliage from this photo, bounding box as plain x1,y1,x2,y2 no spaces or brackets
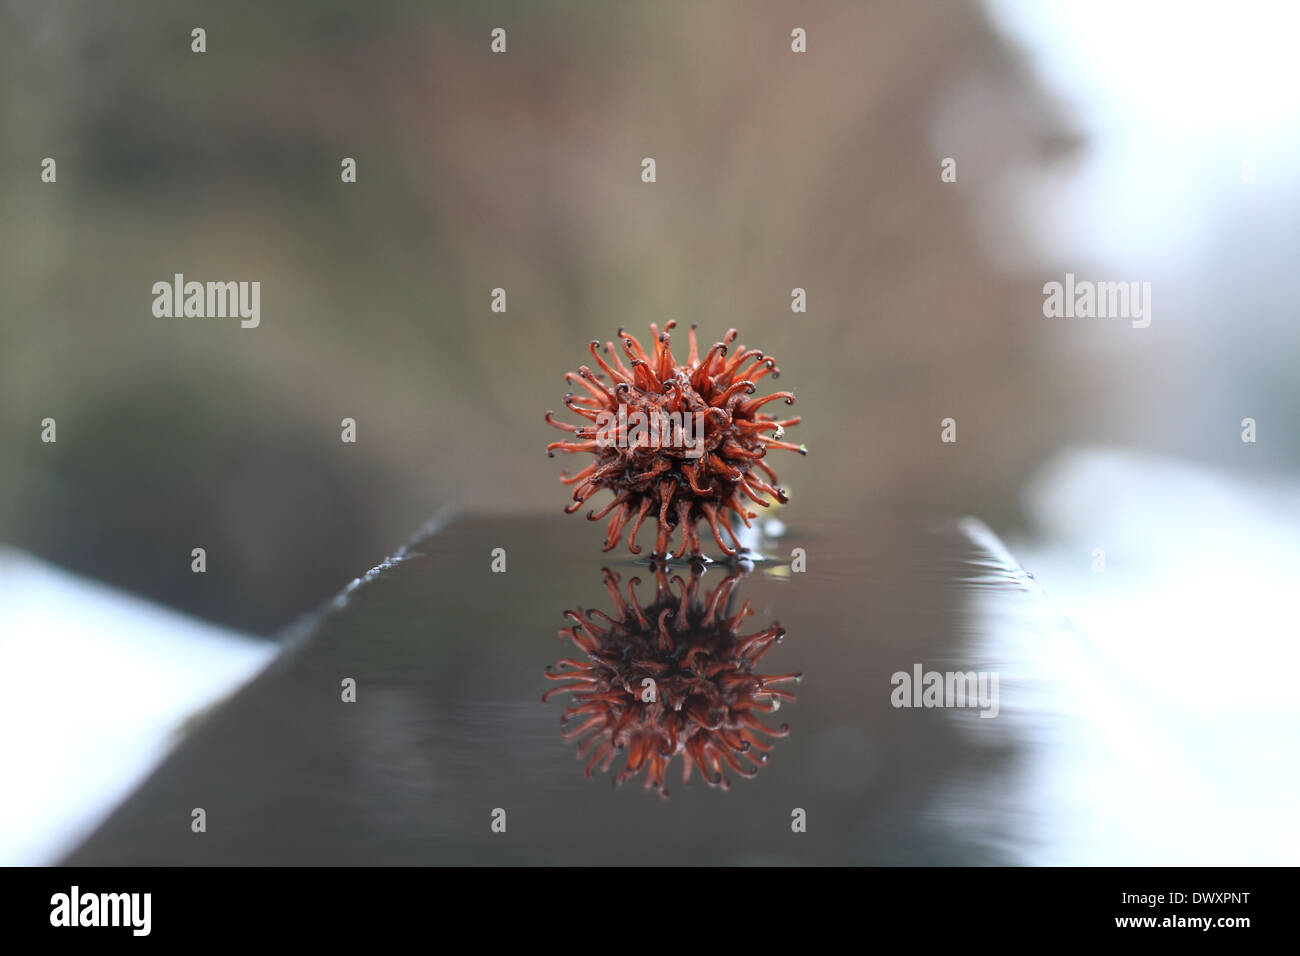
0,0,1077,633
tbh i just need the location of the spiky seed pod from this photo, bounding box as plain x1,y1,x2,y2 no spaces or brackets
546,322,805,558
542,564,800,795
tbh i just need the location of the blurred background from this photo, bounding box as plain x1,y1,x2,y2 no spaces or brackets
3,0,1299,864
1,0,1085,635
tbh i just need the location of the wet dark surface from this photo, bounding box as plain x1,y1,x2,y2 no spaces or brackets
67,514,1065,865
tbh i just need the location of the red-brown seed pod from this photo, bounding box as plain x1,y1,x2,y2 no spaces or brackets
546,322,805,557
543,564,800,795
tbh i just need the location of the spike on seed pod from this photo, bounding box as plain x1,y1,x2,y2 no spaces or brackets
545,323,803,557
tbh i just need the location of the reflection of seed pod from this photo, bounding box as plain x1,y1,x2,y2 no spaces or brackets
543,563,800,796
546,323,805,557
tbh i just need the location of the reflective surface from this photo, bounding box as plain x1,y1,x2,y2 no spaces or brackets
544,563,799,794
68,514,1072,865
